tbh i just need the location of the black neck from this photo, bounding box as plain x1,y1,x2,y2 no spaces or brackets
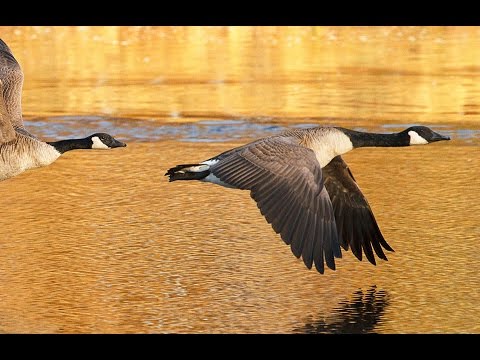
337,128,410,148
47,138,91,154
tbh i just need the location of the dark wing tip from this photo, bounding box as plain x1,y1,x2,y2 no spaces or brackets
314,260,325,274
325,260,336,271
381,241,395,252
323,156,396,266
304,259,314,270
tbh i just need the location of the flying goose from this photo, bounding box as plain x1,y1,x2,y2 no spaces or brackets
166,125,450,274
0,38,126,181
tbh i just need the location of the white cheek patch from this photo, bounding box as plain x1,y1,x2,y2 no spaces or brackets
91,136,110,149
408,131,428,145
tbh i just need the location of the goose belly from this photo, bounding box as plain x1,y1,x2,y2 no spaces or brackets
0,142,61,180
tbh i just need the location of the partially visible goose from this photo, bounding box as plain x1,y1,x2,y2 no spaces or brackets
166,125,450,274
0,38,126,181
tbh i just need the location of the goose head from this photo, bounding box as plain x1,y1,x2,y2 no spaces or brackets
402,126,450,145
89,133,127,149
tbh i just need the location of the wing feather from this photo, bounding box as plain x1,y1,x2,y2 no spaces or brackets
0,38,26,131
211,136,342,273
323,156,394,265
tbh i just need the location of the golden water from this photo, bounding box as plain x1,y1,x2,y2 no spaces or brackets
0,26,478,333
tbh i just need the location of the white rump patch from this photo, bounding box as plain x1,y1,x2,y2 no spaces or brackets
408,131,428,145
91,136,110,149
201,173,237,189
185,164,209,172
202,159,219,166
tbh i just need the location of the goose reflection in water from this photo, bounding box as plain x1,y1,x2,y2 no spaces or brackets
294,286,389,334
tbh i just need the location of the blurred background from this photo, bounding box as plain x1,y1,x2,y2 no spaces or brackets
2,26,480,137
0,27,478,334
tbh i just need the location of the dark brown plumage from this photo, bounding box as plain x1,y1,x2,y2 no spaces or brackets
323,156,394,264
211,136,342,273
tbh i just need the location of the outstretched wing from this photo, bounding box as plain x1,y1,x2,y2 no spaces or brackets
0,79,16,143
211,136,342,274
0,38,26,132
322,156,394,265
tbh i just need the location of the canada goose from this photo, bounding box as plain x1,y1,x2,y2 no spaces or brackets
0,38,126,181
166,125,450,274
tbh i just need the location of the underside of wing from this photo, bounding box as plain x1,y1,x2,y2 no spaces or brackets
322,156,394,265
211,136,342,273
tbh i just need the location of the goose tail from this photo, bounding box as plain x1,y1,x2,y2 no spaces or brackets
165,164,211,182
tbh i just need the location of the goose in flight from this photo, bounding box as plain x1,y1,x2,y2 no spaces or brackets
166,125,450,274
0,38,126,181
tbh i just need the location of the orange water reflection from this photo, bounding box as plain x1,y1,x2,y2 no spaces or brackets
1,26,479,123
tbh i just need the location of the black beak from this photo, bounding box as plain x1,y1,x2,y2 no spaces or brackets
430,132,450,142
112,139,127,148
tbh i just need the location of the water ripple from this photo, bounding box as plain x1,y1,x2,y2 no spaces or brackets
25,116,479,145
